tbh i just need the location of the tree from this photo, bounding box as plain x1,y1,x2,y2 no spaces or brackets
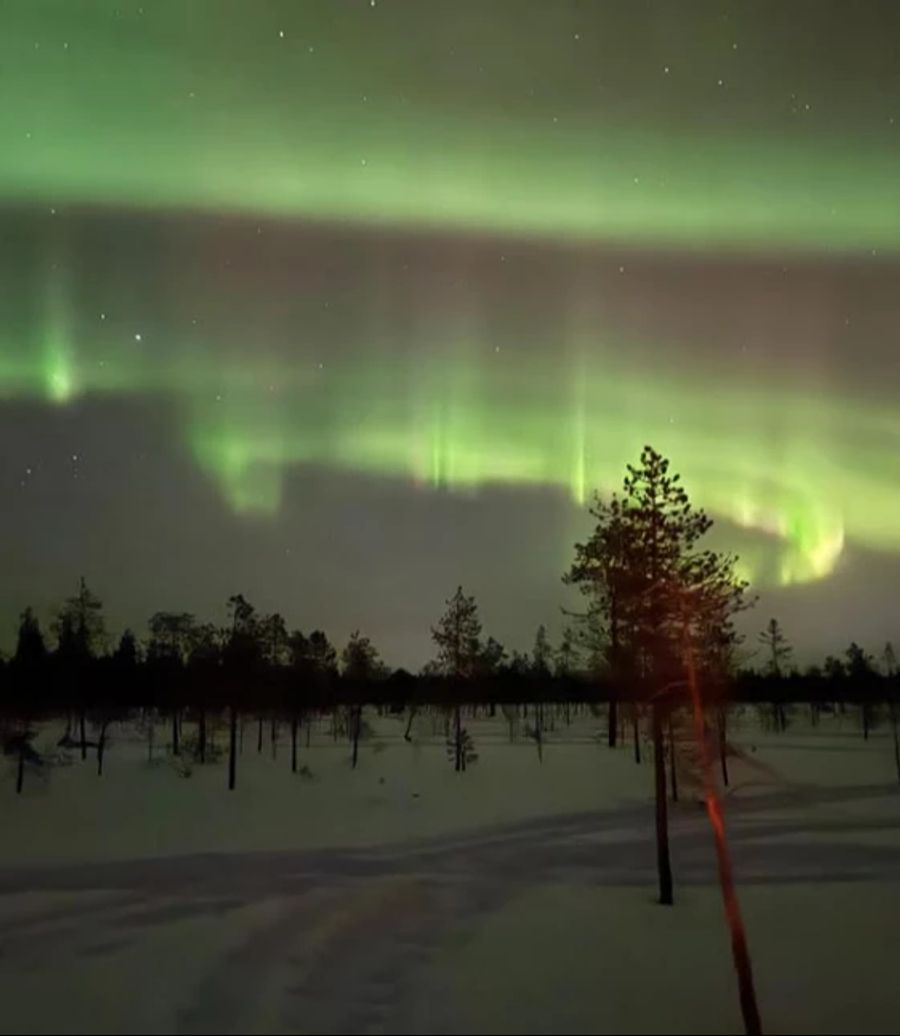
53,577,106,659
432,587,482,678
147,611,196,755
187,623,219,764
340,631,383,680
287,628,337,767
553,626,580,678
147,611,196,664
14,608,47,668
4,724,41,794
340,632,384,768
846,642,876,739
479,636,506,674
529,625,552,761
554,626,580,725
565,495,631,749
53,579,106,759
757,618,792,730
758,618,792,677
306,625,339,675
883,643,900,786
566,445,750,907
259,613,289,668
431,587,483,772
253,613,288,754
531,625,552,676
224,594,260,790
113,629,139,666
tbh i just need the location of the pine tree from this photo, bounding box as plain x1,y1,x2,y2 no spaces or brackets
53,577,105,659
113,629,139,666
758,618,792,676
846,642,876,739
554,626,580,725
259,613,289,667
52,579,106,760
340,632,384,768
883,643,899,786
757,618,792,730
532,625,552,676
431,587,482,772
553,626,579,677
566,445,750,906
224,594,259,790
565,494,631,748
14,608,47,667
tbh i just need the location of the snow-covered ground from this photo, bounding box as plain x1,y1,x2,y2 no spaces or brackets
0,708,898,1034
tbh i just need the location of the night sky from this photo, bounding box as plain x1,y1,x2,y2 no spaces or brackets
2,0,899,665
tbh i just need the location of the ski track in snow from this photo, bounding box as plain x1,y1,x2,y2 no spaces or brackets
0,776,897,1033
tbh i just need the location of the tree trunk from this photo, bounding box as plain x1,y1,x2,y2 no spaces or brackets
291,714,298,773
608,698,618,748
668,712,678,803
633,705,641,764
228,705,237,790
653,703,673,905
97,722,107,776
257,714,264,753
862,703,870,741
16,743,25,794
171,708,180,755
351,706,361,769
890,701,900,787
403,706,416,742
79,709,87,760
718,708,729,787
454,705,462,772
536,703,543,764
147,717,154,763
198,710,206,764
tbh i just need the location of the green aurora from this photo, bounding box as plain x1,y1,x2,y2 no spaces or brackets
2,0,899,638
2,1,899,254
4,263,897,588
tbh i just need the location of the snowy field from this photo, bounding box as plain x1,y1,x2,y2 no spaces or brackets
0,707,898,1034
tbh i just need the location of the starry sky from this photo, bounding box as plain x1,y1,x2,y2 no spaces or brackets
1,0,899,665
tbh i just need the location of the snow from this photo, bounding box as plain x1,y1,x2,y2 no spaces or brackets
0,709,897,1033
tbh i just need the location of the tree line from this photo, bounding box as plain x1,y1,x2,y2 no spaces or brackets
9,444,897,1035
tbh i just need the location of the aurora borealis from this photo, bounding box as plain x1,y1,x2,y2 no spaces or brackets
1,0,899,662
